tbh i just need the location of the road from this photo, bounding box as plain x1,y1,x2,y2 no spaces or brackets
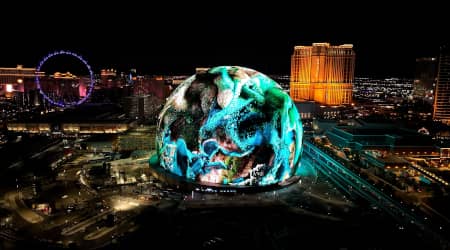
61,209,112,236
4,191,43,224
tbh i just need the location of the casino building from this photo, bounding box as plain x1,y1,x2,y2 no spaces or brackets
290,43,355,105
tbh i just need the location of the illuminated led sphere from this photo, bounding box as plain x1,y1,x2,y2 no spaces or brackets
36,50,94,108
155,66,303,187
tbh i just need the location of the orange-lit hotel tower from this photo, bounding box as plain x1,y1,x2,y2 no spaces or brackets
290,43,355,105
433,45,450,123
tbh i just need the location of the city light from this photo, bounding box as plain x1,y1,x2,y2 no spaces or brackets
113,198,140,211
0,29,449,250
6,84,13,92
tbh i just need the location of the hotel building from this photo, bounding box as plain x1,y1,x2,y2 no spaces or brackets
290,43,355,105
433,45,450,123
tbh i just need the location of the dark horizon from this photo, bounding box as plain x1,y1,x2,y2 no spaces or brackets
1,2,448,78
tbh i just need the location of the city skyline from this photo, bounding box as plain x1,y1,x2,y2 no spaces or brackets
2,3,450,250
1,3,448,77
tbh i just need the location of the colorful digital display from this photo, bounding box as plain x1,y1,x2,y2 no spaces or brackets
154,66,303,186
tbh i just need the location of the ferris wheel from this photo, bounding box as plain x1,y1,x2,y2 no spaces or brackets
35,50,95,108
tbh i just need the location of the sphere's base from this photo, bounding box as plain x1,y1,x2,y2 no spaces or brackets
149,159,300,194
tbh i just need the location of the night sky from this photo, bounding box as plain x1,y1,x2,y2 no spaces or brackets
1,2,448,77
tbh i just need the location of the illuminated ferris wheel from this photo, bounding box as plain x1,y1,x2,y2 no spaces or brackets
35,50,95,108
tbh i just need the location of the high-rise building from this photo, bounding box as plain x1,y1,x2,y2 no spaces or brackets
100,69,117,88
290,43,355,105
413,57,437,100
0,65,38,85
0,65,44,100
433,45,450,123
123,94,163,122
